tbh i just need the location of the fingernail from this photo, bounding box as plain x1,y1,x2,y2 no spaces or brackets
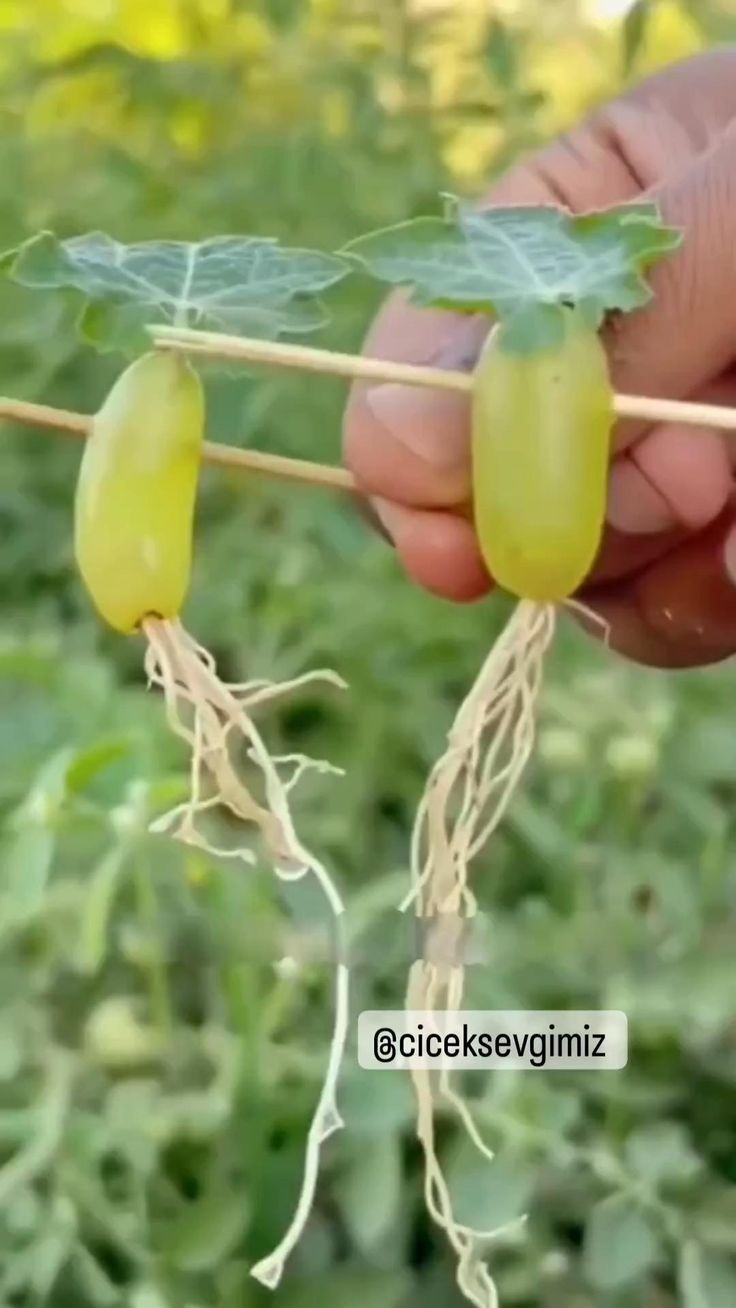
723,525,736,586
366,383,468,468
365,317,487,471
354,496,394,544
373,497,410,545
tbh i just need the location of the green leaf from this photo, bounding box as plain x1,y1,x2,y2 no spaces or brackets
77,297,155,354
161,1186,249,1272
3,230,350,353
498,301,571,353
3,1185,41,1235
25,746,76,818
679,1242,736,1308
64,734,133,793
339,1069,414,1135
344,199,681,350
336,1134,403,1254
624,1121,701,1187
0,823,54,924
446,1142,533,1233
583,1194,660,1289
103,1079,165,1174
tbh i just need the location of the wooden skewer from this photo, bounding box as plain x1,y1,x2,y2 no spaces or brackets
0,397,357,493
6,323,736,499
151,323,736,434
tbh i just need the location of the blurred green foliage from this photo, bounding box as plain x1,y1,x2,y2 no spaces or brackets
0,1,735,1306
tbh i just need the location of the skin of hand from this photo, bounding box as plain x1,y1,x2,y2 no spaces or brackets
343,50,736,668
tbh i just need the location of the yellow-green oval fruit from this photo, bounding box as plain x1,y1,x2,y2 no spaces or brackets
75,351,205,633
471,307,614,602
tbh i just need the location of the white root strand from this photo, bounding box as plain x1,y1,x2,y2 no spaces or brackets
404,600,556,1308
142,597,557,1306
142,617,349,1290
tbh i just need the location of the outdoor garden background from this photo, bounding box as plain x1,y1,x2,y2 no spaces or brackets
0,3,735,1306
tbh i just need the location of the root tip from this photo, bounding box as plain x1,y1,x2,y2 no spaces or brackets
250,1258,283,1291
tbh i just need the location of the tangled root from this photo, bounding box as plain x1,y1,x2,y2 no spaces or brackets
143,616,349,1289
404,600,556,1307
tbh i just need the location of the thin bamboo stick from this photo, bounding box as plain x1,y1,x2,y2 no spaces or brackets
0,396,357,493
5,321,736,500
151,323,736,434
152,328,471,395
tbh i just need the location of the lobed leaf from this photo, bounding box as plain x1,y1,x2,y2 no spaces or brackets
0,231,350,353
583,1193,661,1289
344,197,682,350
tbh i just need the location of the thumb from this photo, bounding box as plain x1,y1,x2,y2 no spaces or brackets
608,118,736,439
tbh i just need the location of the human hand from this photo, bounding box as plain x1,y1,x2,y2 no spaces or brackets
343,50,736,668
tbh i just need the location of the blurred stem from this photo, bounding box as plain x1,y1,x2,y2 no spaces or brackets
62,1160,146,1263
222,959,270,1187
132,847,173,1042
0,1049,73,1204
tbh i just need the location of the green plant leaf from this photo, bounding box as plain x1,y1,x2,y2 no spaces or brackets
344,199,681,350
160,1186,249,1273
583,1193,660,1289
446,1142,534,1233
2,231,350,353
64,734,134,793
336,1134,403,1254
625,1121,701,1187
339,1069,414,1135
0,823,54,925
24,746,76,818
103,1079,165,1174
679,1242,736,1307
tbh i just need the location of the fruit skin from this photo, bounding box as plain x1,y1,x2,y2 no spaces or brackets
75,351,205,633
471,307,614,602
